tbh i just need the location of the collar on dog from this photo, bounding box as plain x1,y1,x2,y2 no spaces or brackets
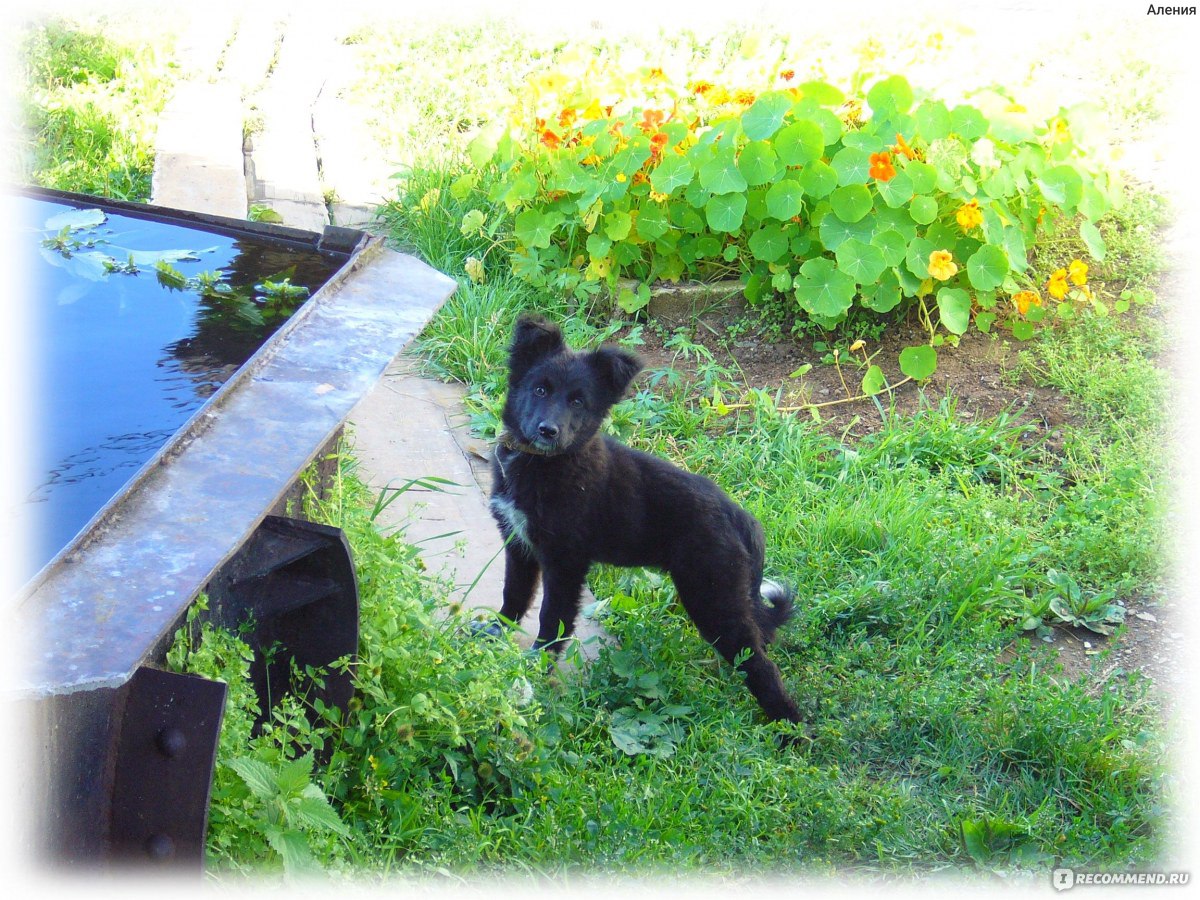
494,429,552,481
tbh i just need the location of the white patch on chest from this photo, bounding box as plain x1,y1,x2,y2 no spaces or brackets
489,494,533,551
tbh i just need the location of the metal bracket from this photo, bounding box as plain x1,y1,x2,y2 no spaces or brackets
108,666,227,867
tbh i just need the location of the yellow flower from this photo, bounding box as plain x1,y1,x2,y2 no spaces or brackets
1012,290,1041,315
928,250,958,281
955,199,983,232
648,190,670,203
615,172,627,183
1047,269,1069,300
1068,259,1088,286
582,98,605,121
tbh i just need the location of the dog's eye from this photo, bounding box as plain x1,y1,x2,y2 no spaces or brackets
534,385,548,397
569,397,584,407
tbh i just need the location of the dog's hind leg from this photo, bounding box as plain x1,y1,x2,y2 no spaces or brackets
675,576,802,724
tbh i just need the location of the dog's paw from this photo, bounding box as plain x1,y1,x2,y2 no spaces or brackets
468,619,507,641
775,721,814,751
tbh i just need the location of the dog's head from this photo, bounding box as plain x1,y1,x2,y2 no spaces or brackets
501,314,642,455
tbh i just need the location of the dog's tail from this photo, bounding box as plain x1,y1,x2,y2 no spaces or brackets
755,579,796,644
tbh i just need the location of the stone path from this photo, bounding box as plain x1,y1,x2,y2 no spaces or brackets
150,10,606,654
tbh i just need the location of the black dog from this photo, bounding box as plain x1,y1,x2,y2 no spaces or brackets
485,314,802,726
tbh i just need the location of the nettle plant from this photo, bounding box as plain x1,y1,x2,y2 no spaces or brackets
459,67,1121,380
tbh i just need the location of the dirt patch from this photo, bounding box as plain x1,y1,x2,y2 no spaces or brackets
630,302,1082,453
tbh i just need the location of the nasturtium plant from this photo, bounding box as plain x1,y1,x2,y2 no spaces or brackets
458,62,1121,372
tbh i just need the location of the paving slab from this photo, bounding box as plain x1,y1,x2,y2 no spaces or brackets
245,16,331,231
150,81,247,219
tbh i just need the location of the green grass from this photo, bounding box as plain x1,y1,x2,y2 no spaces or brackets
16,17,176,199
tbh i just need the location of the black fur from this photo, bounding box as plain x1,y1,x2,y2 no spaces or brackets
487,314,802,725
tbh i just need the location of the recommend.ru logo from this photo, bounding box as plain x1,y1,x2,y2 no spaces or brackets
1052,867,1190,890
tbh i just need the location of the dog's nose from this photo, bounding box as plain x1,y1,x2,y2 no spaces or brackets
537,422,559,439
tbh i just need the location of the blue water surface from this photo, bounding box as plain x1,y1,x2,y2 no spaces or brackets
21,195,340,582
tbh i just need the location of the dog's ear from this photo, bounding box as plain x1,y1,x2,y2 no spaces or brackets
508,314,565,384
587,346,643,404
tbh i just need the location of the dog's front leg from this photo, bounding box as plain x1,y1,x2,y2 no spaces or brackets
532,564,589,653
498,543,540,625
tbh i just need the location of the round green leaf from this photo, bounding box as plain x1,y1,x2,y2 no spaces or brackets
699,150,748,195
871,229,908,266
899,345,938,380
604,210,633,241
867,75,914,116
636,204,670,241
650,154,694,195
819,212,874,252
794,257,856,318
586,232,612,259
515,209,561,248
1038,165,1084,211
774,120,825,165
862,269,902,312
799,160,838,198
748,224,790,262
830,184,873,223
909,195,939,225
831,147,870,186
835,238,887,284
950,104,988,140
904,160,939,194
905,236,936,278
741,91,793,141
936,287,971,335
705,193,747,232
738,141,780,186
913,100,951,141
1011,321,1035,341
796,80,843,106
966,244,1009,291
876,170,914,208
765,179,805,220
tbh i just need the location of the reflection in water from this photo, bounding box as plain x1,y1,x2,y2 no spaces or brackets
20,194,344,582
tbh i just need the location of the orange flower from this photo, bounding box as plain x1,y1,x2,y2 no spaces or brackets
869,151,897,182
1047,269,1069,300
690,80,714,95
1068,259,1088,285
632,170,649,185
649,130,669,159
639,108,665,134
928,250,958,281
779,69,795,81
734,89,757,106
1012,290,1042,315
540,129,560,150
558,108,577,129
955,199,983,231
648,66,666,80
892,133,917,160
